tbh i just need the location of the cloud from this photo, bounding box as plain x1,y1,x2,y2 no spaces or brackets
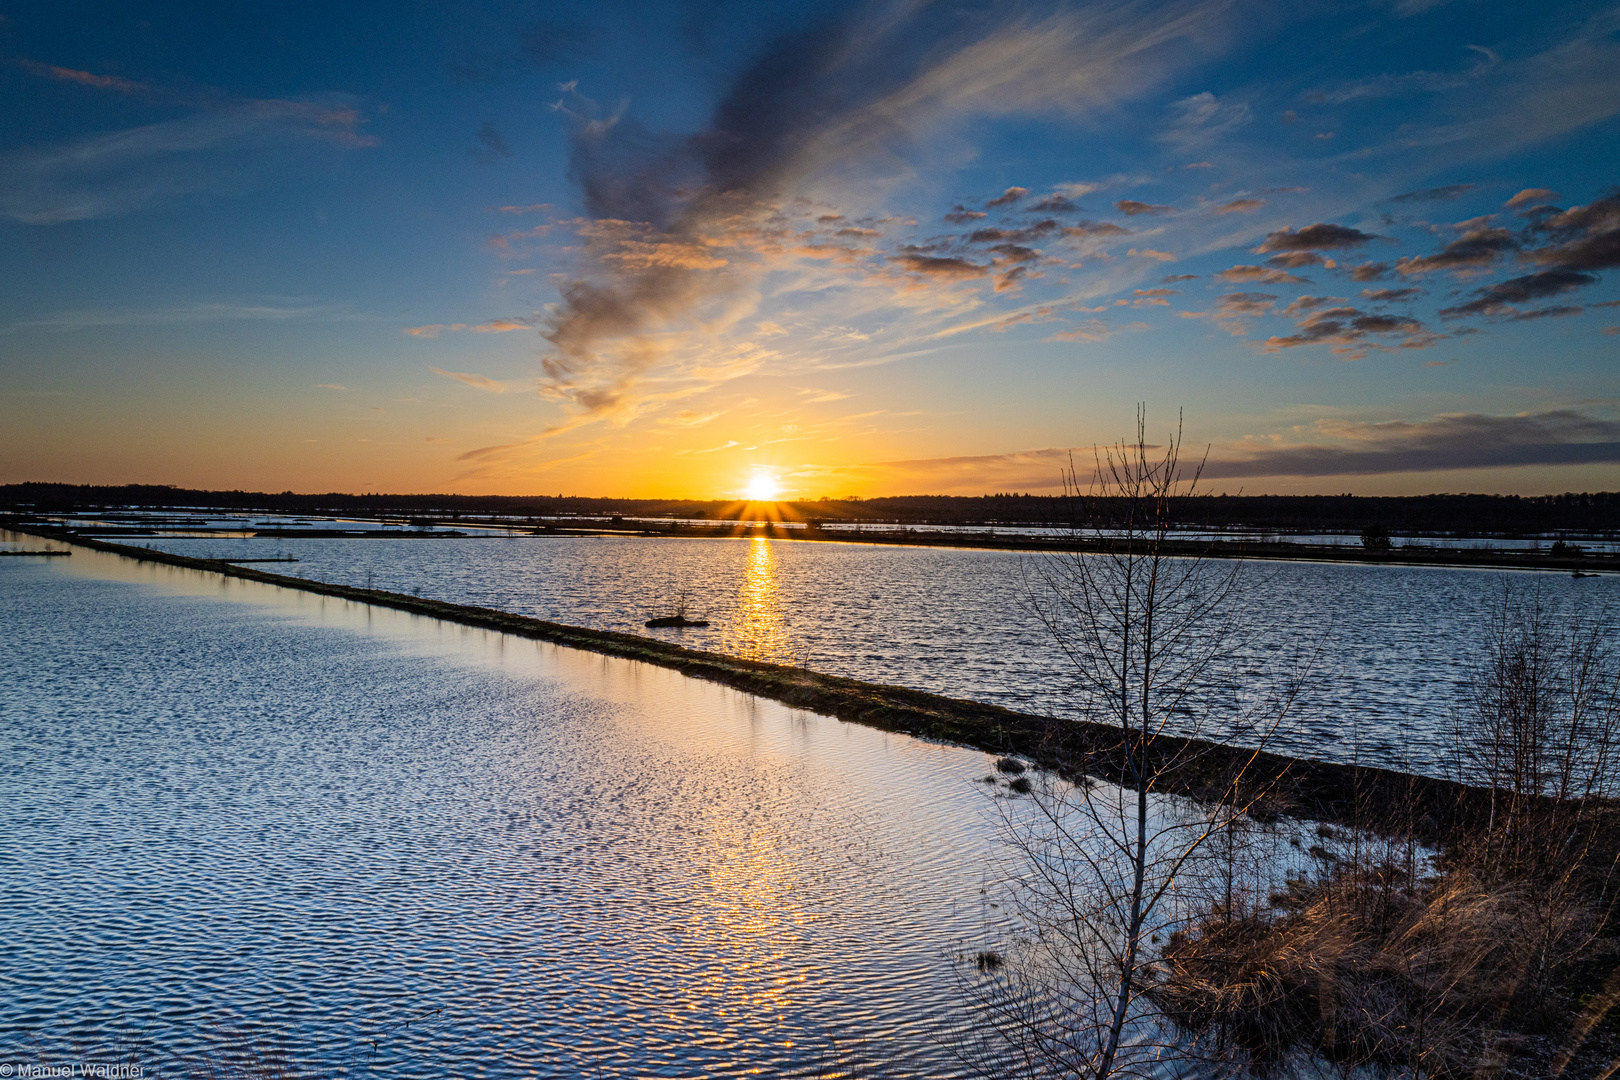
1265,251,1323,270
1163,91,1251,145
1127,247,1177,261
1162,274,1199,282
1211,198,1264,215
19,59,154,97
430,366,507,392
404,319,528,337
1505,187,1558,209
1263,305,1437,354
944,205,989,223
1396,226,1517,275
1362,287,1423,302
889,253,989,278
1523,194,1620,271
475,0,1232,457
1304,46,1498,104
1216,264,1310,284
1388,184,1475,203
1348,262,1391,281
1063,220,1131,238
985,186,1028,208
1182,291,1276,334
1437,268,1598,318
1055,181,1105,199
1202,409,1620,478
1026,194,1081,213
1255,223,1377,253
0,93,376,224
475,122,513,160
1116,199,1174,216
2,300,330,333
315,383,348,391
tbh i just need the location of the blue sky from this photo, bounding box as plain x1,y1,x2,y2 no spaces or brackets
2,0,1617,497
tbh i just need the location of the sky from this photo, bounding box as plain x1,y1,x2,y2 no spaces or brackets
1,0,1618,499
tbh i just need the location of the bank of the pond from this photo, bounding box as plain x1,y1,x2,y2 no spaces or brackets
0,520,1553,841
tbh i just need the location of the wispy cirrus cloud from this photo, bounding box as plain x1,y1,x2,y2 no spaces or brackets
1,60,376,224
404,319,530,338
430,367,508,393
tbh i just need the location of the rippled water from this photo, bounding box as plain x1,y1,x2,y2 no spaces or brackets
1,540,1019,1077
140,532,1620,775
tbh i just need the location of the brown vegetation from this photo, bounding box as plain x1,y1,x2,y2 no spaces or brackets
1150,587,1620,1078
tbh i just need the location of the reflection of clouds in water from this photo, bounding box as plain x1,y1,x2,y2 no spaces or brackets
722,537,793,664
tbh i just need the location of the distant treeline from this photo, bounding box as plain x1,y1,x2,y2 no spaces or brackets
3,483,1619,535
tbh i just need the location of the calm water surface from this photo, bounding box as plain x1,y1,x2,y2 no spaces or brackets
144,533,1620,775
1,539,1015,1077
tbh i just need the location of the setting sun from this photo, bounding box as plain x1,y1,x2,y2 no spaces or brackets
743,471,780,501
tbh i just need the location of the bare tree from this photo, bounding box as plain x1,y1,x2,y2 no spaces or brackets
958,409,1310,1079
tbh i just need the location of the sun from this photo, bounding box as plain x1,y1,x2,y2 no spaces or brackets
743,471,780,501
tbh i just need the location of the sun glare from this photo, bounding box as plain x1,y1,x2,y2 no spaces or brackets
744,471,780,502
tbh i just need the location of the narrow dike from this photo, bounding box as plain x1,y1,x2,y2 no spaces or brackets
8,520,1492,838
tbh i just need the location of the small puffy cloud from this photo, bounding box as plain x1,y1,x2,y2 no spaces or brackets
889,253,988,278
1211,198,1264,215
1523,194,1620,271
315,383,347,390
967,221,1060,243
1505,187,1558,209
1396,227,1517,275
1263,306,1436,354
1026,194,1080,213
985,186,1028,208
1116,199,1174,216
1256,223,1377,253
1162,274,1199,282
1438,269,1598,319
989,243,1040,263
994,265,1036,292
406,323,462,338
430,366,506,392
1214,292,1279,317
1349,262,1391,281
1266,251,1323,269
473,319,528,333
1362,287,1424,302
1063,221,1130,238
1127,247,1177,261
1217,264,1310,284
1133,288,1180,297
1282,295,1339,316
944,205,987,223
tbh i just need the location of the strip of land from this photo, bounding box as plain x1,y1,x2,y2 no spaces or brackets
3,518,1594,840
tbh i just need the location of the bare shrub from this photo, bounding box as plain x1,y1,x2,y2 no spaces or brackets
954,410,1312,1079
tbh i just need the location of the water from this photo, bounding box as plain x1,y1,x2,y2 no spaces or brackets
0,539,1018,1077
136,532,1620,776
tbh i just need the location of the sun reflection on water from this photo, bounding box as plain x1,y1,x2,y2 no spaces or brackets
722,537,793,664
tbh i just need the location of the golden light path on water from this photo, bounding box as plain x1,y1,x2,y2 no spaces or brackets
721,536,793,664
